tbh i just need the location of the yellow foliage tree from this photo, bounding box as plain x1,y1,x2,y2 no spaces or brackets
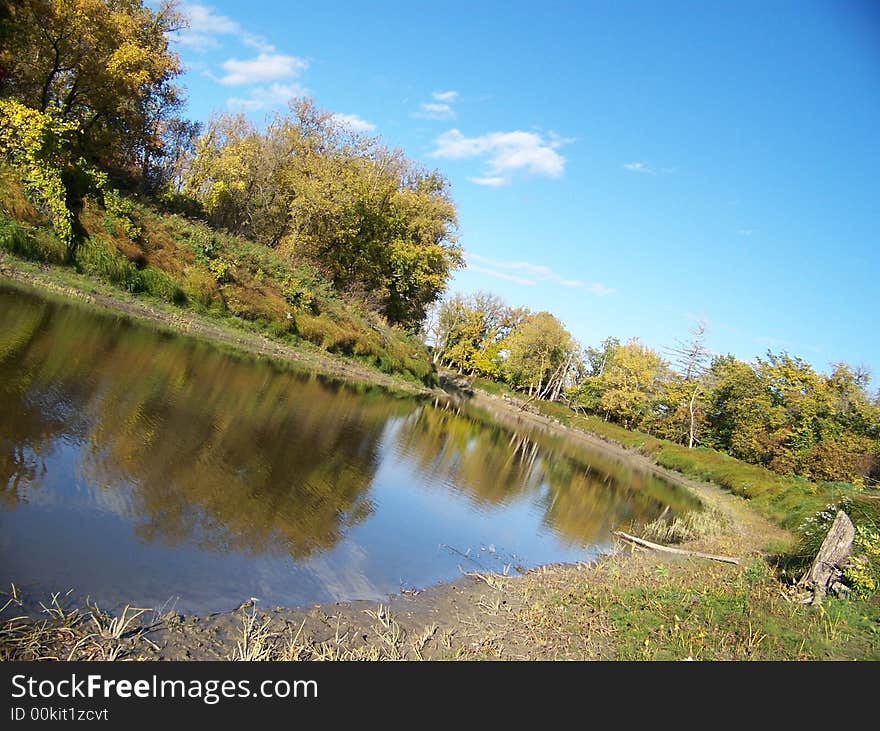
0,0,184,176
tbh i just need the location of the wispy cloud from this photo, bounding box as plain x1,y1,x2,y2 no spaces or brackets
176,3,274,53
227,82,307,110
468,175,509,187
465,252,613,294
468,265,537,286
414,102,456,120
331,113,376,133
433,129,570,184
738,229,754,237
623,161,654,174
587,283,616,297
412,89,460,120
622,161,675,175
175,2,238,51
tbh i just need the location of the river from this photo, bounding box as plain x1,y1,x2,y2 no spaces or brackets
0,281,699,613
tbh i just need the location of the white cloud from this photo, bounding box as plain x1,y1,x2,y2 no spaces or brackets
465,252,611,293
227,83,306,110
413,89,460,120
468,265,536,286
468,175,510,187
240,33,276,54
414,102,456,120
432,129,568,181
175,3,239,51
183,2,238,33
175,3,276,54
332,113,376,133
738,229,754,237
219,52,308,85
174,3,305,113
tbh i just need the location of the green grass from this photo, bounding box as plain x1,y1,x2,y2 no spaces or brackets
0,217,67,264
519,555,880,660
74,235,144,292
600,563,879,660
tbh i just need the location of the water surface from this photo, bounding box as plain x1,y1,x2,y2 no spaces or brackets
0,282,699,613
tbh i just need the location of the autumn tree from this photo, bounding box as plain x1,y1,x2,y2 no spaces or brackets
571,338,667,429
184,113,273,236
500,311,577,399
427,292,525,376
0,0,185,179
701,352,880,482
185,100,462,328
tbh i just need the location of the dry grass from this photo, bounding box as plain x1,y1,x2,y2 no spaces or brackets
230,609,276,661
0,586,158,661
222,603,446,661
642,506,730,545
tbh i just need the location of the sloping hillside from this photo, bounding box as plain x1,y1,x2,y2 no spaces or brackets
0,165,437,384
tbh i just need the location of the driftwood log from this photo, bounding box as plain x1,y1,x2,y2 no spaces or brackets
613,531,742,565
797,510,854,605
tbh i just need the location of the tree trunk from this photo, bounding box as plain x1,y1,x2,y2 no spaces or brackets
687,385,700,449
797,510,855,604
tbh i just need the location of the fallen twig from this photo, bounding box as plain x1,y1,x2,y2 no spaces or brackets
613,531,742,565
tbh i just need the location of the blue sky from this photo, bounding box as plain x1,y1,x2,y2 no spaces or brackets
163,0,880,378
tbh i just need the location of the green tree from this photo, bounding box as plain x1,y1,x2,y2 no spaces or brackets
703,355,777,465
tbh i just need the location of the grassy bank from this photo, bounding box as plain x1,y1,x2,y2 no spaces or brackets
0,166,436,386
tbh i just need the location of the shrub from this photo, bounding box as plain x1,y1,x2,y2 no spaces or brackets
182,266,223,310
141,267,186,304
208,257,234,283
158,190,203,218
0,100,78,253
